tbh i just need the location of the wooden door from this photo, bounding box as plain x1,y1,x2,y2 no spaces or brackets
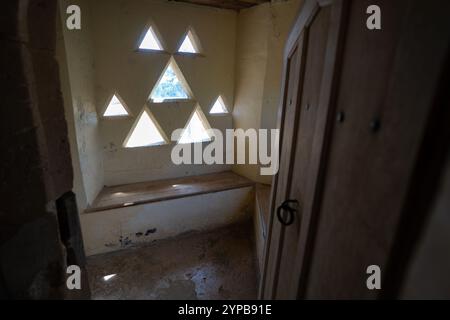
301,0,450,299
261,0,346,299
262,0,450,300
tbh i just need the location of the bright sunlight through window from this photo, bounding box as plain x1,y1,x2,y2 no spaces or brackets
209,96,228,114
179,107,212,144
178,30,198,54
150,60,191,102
124,108,167,148
139,27,163,51
103,94,129,117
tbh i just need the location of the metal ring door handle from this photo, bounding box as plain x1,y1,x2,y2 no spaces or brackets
277,200,298,226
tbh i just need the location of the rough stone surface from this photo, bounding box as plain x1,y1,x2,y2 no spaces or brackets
0,0,86,299
87,222,258,300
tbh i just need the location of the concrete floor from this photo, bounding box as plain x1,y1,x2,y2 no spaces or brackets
86,222,258,300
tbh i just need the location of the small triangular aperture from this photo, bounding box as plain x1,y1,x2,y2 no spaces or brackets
103,94,129,117
209,96,228,114
178,106,212,144
150,58,192,103
124,108,167,148
178,31,198,54
139,26,163,51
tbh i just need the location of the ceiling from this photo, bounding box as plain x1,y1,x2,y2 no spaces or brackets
170,0,271,11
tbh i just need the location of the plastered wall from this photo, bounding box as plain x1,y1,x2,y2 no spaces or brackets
233,0,303,184
57,11,88,212
59,0,300,199
81,186,253,256
59,0,104,207
90,0,236,186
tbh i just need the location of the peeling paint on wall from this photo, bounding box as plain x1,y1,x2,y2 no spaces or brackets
82,187,253,256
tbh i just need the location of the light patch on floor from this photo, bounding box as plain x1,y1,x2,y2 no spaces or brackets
87,222,258,300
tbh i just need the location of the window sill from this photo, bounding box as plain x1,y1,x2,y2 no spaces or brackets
149,99,195,104
101,115,133,120
174,52,205,58
135,49,170,55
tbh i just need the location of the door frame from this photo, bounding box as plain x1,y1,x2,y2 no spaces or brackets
259,0,349,299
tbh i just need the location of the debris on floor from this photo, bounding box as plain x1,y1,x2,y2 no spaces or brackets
87,222,258,300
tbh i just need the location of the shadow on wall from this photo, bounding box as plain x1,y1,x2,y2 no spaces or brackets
1,0,89,299
232,0,303,184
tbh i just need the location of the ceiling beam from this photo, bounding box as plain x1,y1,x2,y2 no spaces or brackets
170,0,270,11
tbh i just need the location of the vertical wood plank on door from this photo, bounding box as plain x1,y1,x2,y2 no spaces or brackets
263,39,305,299
261,0,346,299
275,5,332,299
262,0,450,300
303,0,423,299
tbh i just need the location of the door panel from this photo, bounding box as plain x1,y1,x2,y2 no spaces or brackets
262,0,344,299
263,0,450,300
303,0,449,299
263,38,304,298
304,0,407,299
275,5,332,299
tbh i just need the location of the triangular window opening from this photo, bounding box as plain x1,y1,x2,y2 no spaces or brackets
103,94,129,117
150,59,191,103
179,107,212,144
178,31,199,54
210,96,228,114
124,108,167,148
139,27,163,51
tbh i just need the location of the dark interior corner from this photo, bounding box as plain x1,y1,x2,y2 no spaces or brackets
1,0,450,301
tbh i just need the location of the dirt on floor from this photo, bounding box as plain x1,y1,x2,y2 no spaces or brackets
86,221,258,300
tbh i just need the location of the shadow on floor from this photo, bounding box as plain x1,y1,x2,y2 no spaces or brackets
87,221,258,300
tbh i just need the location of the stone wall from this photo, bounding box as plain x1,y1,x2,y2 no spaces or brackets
0,0,88,299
